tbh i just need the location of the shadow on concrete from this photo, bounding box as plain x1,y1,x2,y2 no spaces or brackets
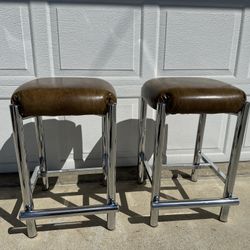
3,178,219,236
0,117,218,236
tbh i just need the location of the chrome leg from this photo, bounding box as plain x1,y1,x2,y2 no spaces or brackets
150,102,166,227
162,124,168,165
35,116,49,190
106,103,117,230
191,114,207,182
10,105,37,238
219,103,250,222
138,97,147,184
102,115,108,185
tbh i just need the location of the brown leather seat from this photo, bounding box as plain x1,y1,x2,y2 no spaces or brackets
142,78,246,114
11,78,117,118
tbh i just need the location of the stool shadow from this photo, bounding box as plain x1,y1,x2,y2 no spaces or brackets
0,119,82,176
127,178,219,225
82,118,156,168
0,118,155,235
0,118,156,173
6,186,108,235
4,177,219,236
0,118,218,235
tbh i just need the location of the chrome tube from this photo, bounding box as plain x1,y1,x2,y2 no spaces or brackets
106,103,117,230
102,115,108,184
138,97,147,183
145,161,211,184
150,102,166,227
20,203,119,221
162,162,211,170
191,114,206,182
152,197,239,210
220,103,250,222
10,105,37,238
144,161,152,184
35,116,49,190
200,152,226,183
30,166,40,193
46,167,103,177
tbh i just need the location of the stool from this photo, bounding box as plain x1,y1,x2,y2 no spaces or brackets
10,77,118,237
138,77,249,227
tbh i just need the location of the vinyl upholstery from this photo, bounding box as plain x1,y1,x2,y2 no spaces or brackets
11,78,117,117
142,78,246,114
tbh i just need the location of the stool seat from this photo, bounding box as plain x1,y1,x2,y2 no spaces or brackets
11,77,117,117
142,78,246,114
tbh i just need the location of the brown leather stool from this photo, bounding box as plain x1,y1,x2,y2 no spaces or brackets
10,77,118,237
138,77,249,226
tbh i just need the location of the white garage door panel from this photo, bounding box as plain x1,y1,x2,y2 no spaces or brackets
0,3,34,76
0,1,249,172
50,4,141,76
158,8,241,76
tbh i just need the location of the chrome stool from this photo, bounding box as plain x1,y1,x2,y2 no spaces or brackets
138,77,249,227
10,77,118,237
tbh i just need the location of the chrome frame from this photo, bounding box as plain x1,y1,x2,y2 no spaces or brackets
138,97,147,183
150,102,166,226
10,105,37,238
219,102,250,221
137,100,249,227
102,114,108,185
34,116,49,190
10,103,118,238
106,103,117,230
191,114,206,182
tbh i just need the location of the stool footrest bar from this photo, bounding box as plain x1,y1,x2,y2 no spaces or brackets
152,197,239,209
143,161,211,177
162,162,211,170
143,161,152,184
46,167,103,177
20,203,119,221
200,152,226,183
30,166,40,193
